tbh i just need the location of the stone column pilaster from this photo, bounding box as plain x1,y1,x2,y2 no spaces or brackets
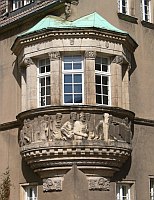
111,55,130,109
23,57,37,110
84,51,96,105
111,55,123,107
48,52,60,105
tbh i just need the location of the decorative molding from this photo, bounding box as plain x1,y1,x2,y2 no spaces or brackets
43,177,63,192
85,51,96,59
0,120,20,131
87,177,110,191
48,51,60,60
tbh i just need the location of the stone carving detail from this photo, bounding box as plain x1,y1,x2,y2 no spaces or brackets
85,51,96,59
22,57,34,67
112,55,124,64
19,112,132,146
43,177,63,192
65,2,71,19
88,177,110,191
48,52,60,60
64,0,79,19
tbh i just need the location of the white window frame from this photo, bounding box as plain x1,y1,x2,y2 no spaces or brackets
13,0,34,10
118,0,129,15
150,178,154,200
62,55,84,105
95,56,111,106
116,184,131,200
141,0,151,22
20,183,38,200
37,58,51,107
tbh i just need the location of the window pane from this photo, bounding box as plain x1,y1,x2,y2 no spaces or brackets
46,86,50,95
46,58,50,65
46,96,51,105
74,84,82,93
40,67,45,73
74,74,82,83
72,55,82,62
73,63,82,70
95,64,101,71
64,56,72,62
46,65,50,72
39,59,45,66
96,57,101,63
102,65,108,72
102,58,108,64
103,86,108,95
64,84,72,93
96,95,102,104
102,76,108,85
95,75,101,84
41,97,45,106
41,87,45,96
96,85,101,94
46,76,50,85
103,96,108,105
64,74,72,83
41,78,45,86
64,94,73,103
64,63,72,70
74,94,82,103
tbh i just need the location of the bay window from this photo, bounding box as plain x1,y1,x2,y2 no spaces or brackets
95,57,111,105
62,55,84,104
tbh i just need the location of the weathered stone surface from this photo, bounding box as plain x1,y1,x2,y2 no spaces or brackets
17,105,134,179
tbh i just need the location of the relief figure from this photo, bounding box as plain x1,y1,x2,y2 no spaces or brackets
61,112,77,140
73,112,89,140
52,113,63,140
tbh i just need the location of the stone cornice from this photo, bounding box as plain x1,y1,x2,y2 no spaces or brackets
16,105,135,122
0,120,20,131
134,117,154,127
11,28,138,56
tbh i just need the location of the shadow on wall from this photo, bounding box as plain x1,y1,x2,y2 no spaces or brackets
111,157,132,181
22,159,42,184
12,58,21,87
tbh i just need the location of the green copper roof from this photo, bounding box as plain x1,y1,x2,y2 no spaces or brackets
19,12,127,36
72,12,126,33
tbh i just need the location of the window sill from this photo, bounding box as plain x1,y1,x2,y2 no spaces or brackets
141,20,154,29
117,13,138,24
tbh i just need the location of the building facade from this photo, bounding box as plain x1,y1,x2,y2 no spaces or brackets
0,0,154,200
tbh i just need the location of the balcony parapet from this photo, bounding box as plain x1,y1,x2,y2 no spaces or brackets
17,105,134,183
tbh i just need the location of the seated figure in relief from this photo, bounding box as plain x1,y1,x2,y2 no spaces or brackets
61,112,77,140
73,112,89,140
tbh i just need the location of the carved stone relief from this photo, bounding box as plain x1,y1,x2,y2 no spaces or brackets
19,112,132,146
43,177,63,192
48,51,60,60
88,177,110,191
85,51,96,59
